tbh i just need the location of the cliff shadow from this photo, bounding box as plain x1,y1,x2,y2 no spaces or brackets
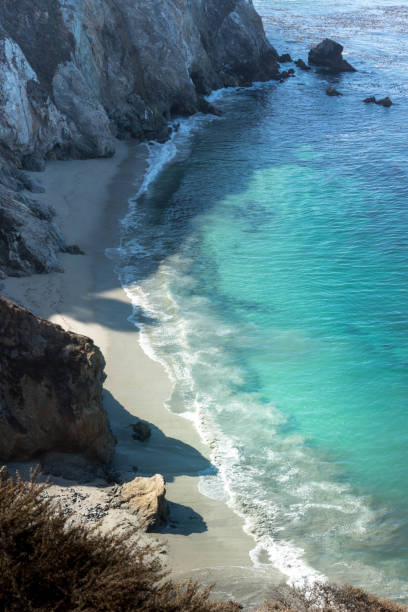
103,389,215,484
157,501,207,535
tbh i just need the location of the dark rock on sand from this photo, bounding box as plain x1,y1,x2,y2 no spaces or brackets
0,297,115,464
131,420,152,442
309,39,356,73
326,86,343,97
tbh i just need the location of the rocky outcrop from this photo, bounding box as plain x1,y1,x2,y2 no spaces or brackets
0,188,67,277
308,39,356,73
0,297,115,463
326,86,343,97
0,0,279,165
363,96,393,107
118,475,169,531
0,0,279,277
295,58,310,71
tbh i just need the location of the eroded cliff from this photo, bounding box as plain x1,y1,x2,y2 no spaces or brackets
0,0,279,277
0,296,115,463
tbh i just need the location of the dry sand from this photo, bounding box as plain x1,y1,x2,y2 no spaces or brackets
3,141,284,605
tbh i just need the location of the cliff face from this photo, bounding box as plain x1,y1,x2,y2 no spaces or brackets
0,0,278,278
0,297,115,464
0,0,278,163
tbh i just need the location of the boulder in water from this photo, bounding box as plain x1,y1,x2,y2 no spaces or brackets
376,96,393,107
279,53,293,63
295,58,311,71
309,39,356,73
326,86,343,97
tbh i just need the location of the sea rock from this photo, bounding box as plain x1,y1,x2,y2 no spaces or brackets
295,58,311,71
363,96,377,103
308,39,356,73
119,474,169,531
279,53,293,63
326,86,343,97
376,96,393,107
0,297,115,464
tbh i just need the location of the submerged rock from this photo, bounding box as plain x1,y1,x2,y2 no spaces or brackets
376,96,393,107
279,53,293,63
326,86,343,97
0,297,115,464
119,474,169,531
295,58,311,71
363,96,393,107
309,39,356,73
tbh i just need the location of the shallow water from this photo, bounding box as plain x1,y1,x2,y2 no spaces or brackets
112,0,408,602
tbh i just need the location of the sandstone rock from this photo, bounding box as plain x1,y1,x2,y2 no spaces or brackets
326,86,343,97
376,96,393,107
309,39,356,73
120,474,169,531
0,297,115,464
295,58,311,71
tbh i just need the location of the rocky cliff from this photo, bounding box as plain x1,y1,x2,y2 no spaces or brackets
0,0,279,277
0,296,115,464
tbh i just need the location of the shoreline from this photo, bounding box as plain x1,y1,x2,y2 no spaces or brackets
3,140,284,606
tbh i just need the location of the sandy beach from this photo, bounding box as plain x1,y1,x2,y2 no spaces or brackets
3,141,284,605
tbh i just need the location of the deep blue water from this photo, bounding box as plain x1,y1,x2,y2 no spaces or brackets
114,0,408,602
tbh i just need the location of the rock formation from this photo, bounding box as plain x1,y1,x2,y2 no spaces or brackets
0,188,67,277
0,297,115,464
308,39,356,73
363,96,393,107
0,0,279,277
326,86,343,97
295,58,310,71
376,96,393,107
118,474,169,531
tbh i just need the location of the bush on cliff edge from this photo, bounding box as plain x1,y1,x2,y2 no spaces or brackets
0,469,239,611
0,469,406,612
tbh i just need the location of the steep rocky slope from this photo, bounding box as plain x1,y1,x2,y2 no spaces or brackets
0,296,115,463
0,0,279,277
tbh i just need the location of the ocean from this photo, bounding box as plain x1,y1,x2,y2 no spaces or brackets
111,0,408,602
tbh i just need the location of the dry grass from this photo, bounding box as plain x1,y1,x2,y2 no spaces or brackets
0,468,406,612
0,469,240,611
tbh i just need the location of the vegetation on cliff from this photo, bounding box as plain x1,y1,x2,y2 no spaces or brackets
0,471,405,612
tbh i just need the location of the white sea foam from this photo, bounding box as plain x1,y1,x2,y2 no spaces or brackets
106,97,383,592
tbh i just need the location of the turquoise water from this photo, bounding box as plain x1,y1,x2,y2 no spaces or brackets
115,0,408,602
